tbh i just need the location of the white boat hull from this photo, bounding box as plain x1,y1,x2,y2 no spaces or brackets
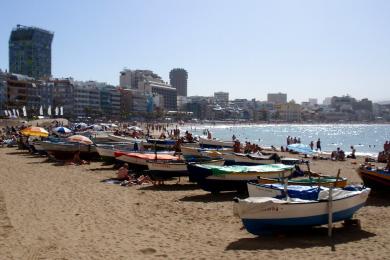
199,137,234,148
234,187,370,235
223,153,275,165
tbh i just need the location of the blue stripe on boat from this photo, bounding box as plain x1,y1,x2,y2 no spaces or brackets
242,202,365,235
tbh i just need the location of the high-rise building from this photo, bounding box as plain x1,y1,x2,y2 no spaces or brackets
214,91,229,107
169,68,188,96
120,69,177,111
120,69,162,89
9,25,54,79
267,93,287,104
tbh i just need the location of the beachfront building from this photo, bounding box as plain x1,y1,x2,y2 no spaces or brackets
121,69,177,111
149,82,177,111
119,69,162,90
330,95,355,112
185,96,212,120
73,81,102,118
0,70,6,114
51,78,75,118
120,89,149,119
9,25,54,79
72,81,120,119
267,92,287,104
309,98,318,106
169,68,188,97
177,96,189,110
100,85,121,118
6,74,40,112
253,101,274,121
276,101,302,122
214,91,229,107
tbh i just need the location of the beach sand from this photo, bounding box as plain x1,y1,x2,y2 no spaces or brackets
0,147,389,259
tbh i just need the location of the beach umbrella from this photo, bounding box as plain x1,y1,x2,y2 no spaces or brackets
20,126,49,137
287,143,315,155
53,126,72,135
67,135,93,145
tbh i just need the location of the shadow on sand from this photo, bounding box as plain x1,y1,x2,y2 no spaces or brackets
6,151,30,155
138,183,200,191
226,226,376,251
366,194,390,207
89,167,116,172
179,191,245,202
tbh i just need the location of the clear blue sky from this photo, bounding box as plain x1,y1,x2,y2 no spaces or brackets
1,0,390,102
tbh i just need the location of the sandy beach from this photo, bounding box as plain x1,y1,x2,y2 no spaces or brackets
0,147,389,259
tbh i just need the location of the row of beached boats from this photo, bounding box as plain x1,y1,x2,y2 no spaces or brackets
25,130,386,236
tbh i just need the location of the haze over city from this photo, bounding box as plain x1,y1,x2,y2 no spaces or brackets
1,0,390,102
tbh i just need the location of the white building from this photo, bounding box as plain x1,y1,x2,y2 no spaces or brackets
214,91,229,107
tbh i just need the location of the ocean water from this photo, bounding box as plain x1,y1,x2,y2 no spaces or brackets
183,124,390,157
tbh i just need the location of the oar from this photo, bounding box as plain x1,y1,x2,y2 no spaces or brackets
334,169,341,188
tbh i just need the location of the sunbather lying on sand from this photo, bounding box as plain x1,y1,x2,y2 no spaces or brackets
117,163,129,180
120,174,153,186
66,151,90,165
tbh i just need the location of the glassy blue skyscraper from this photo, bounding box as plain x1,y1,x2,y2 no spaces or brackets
9,25,54,79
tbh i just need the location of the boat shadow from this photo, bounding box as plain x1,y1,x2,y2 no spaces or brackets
6,151,30,155
366,195,390,207
180,192,246,202
138,183,200,191
89,167,116,172
226,226,376,251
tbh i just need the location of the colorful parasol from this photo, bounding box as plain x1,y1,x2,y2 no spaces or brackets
20,126,49,137
53,126,72,135
67,135,93,145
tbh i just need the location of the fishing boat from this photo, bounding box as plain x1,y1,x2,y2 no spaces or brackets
95,143,136,162
356,164,390,191
234,183,370,235
223,152,280,165
257,175,348,188
199,136,234,148
146,158,225,180
107,134,145,143
39,140,98,159
147,138,177,149
181,146,230,158
115,151,179,167
187,164,295,193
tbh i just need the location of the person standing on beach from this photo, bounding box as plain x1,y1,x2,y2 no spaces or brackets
310,141,314,150
316,138,321,151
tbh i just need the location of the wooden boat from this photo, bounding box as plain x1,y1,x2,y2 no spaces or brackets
181,146,227,161
147,138,177,149
199,136,234,148
95,143,136,162
39,140,98,159
147,158,225,180
107,134,145,143
187,164,294,193
223,152,280,165
357,165,390,191
257,175,348,188
115,151,179,166
234,184,370,235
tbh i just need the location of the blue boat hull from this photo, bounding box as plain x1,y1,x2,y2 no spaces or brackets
241,203,365,235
